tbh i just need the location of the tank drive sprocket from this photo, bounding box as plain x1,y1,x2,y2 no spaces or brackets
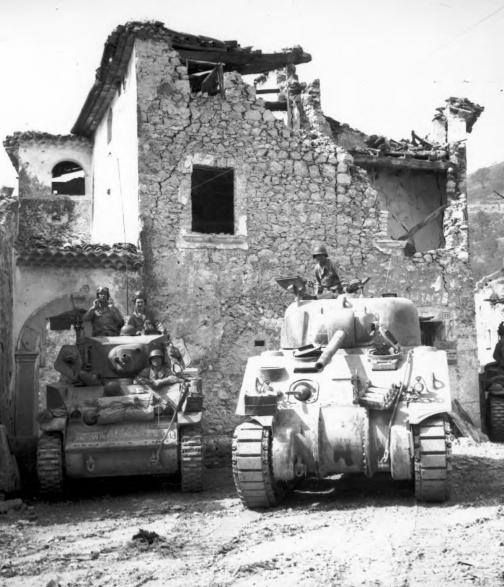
180,428,203,492
232,422,287,509
37,432,64,497
413,416,451,502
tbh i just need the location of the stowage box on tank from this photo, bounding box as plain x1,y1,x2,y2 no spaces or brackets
37,333,203,497
232,294,452,508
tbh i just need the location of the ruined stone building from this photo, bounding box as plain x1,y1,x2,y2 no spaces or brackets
0,21,483,470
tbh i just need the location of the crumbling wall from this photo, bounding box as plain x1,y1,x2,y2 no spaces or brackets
0,193,18,433
134,38,480,461
135,39,345,461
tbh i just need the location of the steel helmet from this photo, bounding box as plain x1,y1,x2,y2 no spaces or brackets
134,290,146,303
96,286,110,299
149,349,164,361
312,244,328,257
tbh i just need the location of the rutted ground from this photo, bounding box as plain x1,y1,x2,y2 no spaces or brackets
1,438,504,587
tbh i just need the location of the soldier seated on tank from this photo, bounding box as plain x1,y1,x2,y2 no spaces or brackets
125,291,163,335
312,244,343,296
83,286,124,337
135,349,184,412
135,349,183,390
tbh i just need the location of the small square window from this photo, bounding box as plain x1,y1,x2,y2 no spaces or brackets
191,165,234,234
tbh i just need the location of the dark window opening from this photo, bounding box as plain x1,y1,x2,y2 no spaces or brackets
419,319,444,346
191,165,234,234
51,161,85,195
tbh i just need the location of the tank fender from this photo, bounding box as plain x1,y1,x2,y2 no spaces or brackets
390,404,413,480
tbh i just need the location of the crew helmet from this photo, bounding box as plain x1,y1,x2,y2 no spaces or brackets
312,244,328,258
149,349,164,361
96,286,110,299
134,290,146,303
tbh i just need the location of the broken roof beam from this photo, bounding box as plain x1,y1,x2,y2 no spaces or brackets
353,154,451,172
176,47,311,75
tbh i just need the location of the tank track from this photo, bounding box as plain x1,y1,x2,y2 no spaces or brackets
488,394,504,442
413,416,451,502
180,428,203,492
37,432,64,497
232,422,285,509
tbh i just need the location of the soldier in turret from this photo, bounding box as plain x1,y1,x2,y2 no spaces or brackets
312,244,343,295
83,287,124,336
125,290,163,335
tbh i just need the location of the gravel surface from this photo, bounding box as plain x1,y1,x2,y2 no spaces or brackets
1,438,504,587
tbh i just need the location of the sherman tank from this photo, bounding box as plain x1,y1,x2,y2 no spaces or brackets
232,278,452,508
36,332,203,497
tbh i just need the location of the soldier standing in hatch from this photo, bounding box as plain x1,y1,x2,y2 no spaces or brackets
312,244,343,295
83,286,124,336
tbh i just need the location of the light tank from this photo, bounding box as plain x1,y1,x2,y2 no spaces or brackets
36,331,203,497
233,279,452,508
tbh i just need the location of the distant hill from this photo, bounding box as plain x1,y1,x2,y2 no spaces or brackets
467,162,504,280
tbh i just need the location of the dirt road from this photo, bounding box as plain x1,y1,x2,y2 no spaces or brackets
1,438,503,587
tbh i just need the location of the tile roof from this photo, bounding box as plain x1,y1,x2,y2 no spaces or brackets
72,20,311,137
16,238,143,271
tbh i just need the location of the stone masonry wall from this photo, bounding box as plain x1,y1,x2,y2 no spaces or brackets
134,38,480,462
0,193,18,433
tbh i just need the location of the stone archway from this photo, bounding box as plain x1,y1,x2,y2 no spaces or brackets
15,293,89,440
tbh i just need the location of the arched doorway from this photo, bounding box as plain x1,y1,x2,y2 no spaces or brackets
15,294,88,442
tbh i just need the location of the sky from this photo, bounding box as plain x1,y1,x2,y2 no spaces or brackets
0,0,503,186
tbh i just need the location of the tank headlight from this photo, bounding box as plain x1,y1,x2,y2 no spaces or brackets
289,380,317,402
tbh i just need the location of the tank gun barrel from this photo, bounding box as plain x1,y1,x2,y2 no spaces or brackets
315,329,346,370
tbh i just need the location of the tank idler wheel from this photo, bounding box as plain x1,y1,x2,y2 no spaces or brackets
180,427,203,492
37,432,64,498
413,417,450,503
232,422,286,509
488,394,504,442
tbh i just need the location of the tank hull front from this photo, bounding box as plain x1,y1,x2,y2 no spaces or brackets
64,420,179,478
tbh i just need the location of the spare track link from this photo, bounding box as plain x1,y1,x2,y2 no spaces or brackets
413,416,451,502
180,428,203,492
37,432,64,497
232,422,282,509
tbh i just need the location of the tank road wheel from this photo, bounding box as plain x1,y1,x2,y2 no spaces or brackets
413,417,451,503
37,432,64,498
488,394,504,442
180,428,203,492
232,422,286,509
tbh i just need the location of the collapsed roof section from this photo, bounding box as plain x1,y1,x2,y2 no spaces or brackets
72,20,311,137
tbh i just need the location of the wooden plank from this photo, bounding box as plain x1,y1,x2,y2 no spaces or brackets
235,457,262,470
420,454,447,468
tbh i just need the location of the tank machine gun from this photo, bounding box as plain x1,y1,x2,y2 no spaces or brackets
232,280,452,508
36,331,203,496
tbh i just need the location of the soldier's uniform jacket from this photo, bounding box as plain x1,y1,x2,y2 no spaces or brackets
126,310,162,334
83,304,124,336
314,258,342,293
